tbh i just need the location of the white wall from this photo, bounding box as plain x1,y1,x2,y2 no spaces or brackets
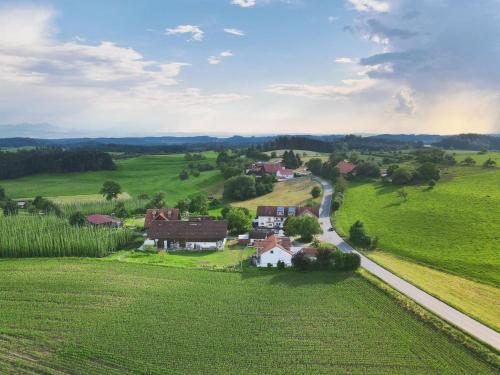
257,216,285,228
257,246,292,267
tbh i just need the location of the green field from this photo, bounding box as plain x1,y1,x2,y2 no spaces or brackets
0,259,495,374
336,165,500,286
0,152,223,205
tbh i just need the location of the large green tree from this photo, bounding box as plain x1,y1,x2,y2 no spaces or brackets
225,207,253,235
284,215,322,243
99,180,122,201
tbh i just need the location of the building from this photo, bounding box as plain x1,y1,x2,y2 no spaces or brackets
144,208,181,228
238,228,275,246
256,206,320,229
336,160,357,176
86,214,122,227
146,217,228,251
247,161,285,177
300,247,319,261
276,168,295,181
253,235,293,267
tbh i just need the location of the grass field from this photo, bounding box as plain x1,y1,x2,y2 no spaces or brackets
0,259,495,374
336,166,500,286
368,252,500,331
0,152,223,206
233,176,321,212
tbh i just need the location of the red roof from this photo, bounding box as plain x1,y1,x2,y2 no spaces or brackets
86,215,120,225
336,161,356,175
301,247,319,257
145,208,180,228
254,235,293,256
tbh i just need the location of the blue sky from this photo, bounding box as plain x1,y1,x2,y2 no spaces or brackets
0,0,499,137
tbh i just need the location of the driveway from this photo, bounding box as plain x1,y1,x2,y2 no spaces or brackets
313,177,500,350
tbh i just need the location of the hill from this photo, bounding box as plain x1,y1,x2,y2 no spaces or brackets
434,134,500,150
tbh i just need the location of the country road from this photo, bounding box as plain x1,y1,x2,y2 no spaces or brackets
314,177,500,351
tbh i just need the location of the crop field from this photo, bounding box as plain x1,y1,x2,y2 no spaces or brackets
368,251,500,330
336,165,500,286
233,176,322,212
0,215,131,257
0,259,495,374
0,152,224,206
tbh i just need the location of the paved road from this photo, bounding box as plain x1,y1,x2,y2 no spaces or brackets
314,177,500,350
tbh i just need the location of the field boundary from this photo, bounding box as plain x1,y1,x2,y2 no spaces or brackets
359,269,500,369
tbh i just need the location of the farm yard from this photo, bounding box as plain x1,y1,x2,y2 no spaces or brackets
0,259,496,374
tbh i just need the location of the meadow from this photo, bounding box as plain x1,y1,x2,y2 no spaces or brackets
0,152,224,206
0,259,495,374
0,215,131,257
335,164,500,286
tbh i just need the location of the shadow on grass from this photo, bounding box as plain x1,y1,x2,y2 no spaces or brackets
383,201,404,209
240,267,354,287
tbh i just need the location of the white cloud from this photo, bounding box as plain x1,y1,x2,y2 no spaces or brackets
393,87,415,115
166,24,204,41
348,0,389,13
224,28,245,36
231,0,257,7
335,57,356,64
267,79,376,99
328,16,338,23
208,50,234,65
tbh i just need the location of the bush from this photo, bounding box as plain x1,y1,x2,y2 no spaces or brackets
349,220,371,248
277,260,286,270
415,162,440,182
391,167,413,185
342,253,361,271
179,170,189,180
223,175,257,201
291,251,310,271
311,186,321,198
69,211,86,226
356,161,381,178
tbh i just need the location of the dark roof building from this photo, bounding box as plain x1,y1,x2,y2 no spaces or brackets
256,206,320,218
147,219,228,243
144,208,180,228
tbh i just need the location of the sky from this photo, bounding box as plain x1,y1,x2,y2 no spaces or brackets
0,0,499,137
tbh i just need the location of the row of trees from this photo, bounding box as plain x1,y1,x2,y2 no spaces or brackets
282,150,302,169
0,149,116,180
223,175,274,201
291,247,361,271
388,162,440,186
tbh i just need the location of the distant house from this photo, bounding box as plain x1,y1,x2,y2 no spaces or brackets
253,235,293,267
144,208,181,228
256,206,320,229
238,228,275,246
146,217,228,251
336,160,357,176
247,161,287,177
86,214,122,227
276,168,295,181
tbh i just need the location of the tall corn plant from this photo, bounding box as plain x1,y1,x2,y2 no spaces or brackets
0,215,131,257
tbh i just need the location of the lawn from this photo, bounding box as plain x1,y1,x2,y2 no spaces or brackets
368,251,500,331
0,259,495,374
0,152,224,206
233,176,322,212
336,166,500,286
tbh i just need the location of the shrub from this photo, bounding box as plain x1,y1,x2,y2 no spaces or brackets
416,162,440,182
349,220,371,248
223,175,257,201
179,170,189,180
392,167,413,185
310,186,321,199
277,260,286,270
342,253,361,271
291,251,310,271
69,211,86,226
356,161,381,178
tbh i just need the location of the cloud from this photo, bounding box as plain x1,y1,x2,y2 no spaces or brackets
347,0,389,13
166,24,204,41
208,50,234,65
335,57,356,64
224,28,245,36
328,16,338,23
267,79,376,99
393,87,415,115
231,0,257,8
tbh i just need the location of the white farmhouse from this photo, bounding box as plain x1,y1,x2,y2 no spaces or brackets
254,235,293,267
256,206,320,229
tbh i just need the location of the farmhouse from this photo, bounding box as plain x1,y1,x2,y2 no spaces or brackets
253,235,293,267
336,160,357,176
147,217,228,251
86,214,122,227
144,208,180,228
276,168,295,181
256,205,320,229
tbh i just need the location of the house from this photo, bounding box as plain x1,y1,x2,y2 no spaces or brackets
238,228,276,245
253,235,293,267
256,206,320,229
276,168,295,181
146,217,228,251
144,208,180,228
300,247,319,261
86,214,122,227
247,161,285,177
336,160,357,176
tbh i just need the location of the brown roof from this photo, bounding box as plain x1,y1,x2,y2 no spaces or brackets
336,161,356,175
86,215,120,225
256,206,319,218
254,235,293,256
300,247,319,257
147,220,227,242
249,229,274,240
145,208,180,228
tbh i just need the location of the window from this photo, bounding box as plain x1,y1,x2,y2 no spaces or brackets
270,250,274,254
277,207,285,216
288,207,296,216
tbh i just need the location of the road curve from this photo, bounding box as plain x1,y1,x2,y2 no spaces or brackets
314,177,500,351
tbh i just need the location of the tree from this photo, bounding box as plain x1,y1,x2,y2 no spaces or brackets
114,201,129,218
348,151,360,163
291,251,310,271
29,196,62,216
189,194,209,215
316,248,332,270
0,186,5,201
282,150,302,169
216,151,231,166
277,260,286,270
270,151,277,158
306,158,323,175
69,211,86,226
483,158,496,168
226,207,253,235
3,199,18,216
284,215,322,243
397,189,408,201
343,253,361,271
221,166,241,180
310,186,321,199
349,220,371,247
223,175,257,201
356,161,381,178
391,167,413,185
460,156,476,166
100,180,121,201
179,169,189,180
386,164,399,177
416,162,440,182
334,177,347,194
147,192,166,208
175,198,190,214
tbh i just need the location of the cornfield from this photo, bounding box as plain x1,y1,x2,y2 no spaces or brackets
0,215,131,257
60,198,148,217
